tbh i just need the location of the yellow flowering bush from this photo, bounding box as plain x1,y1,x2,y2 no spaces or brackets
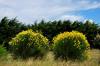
9,29,49,59
52,31,90,60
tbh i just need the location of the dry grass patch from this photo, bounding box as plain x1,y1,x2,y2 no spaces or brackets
0,49,100,66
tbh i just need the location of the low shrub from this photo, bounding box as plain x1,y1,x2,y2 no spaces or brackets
9,29,49,59
52,31,90,60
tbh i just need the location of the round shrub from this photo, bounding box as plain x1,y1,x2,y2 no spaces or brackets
9,29,49,59
52,31,90,60
93,34,100,49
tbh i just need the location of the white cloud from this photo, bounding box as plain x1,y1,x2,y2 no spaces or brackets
0,0,100,24
59,15,85,22
83,19,94,23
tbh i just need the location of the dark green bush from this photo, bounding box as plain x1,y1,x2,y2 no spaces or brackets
0,45,8,60
93,34,100,49
9,29,49,59
52,31,90,60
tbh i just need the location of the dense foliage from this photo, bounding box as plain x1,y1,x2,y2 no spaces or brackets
9,29,48,59
0,17,100,49
0,17,28,50
93,34,100,49
52,31,90,60
29,20,99,48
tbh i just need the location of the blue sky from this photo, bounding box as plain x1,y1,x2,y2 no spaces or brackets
0,0,100,24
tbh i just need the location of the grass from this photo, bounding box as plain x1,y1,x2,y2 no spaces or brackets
0,49,100,66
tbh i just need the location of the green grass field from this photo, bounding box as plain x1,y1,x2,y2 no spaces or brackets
0,49,100,66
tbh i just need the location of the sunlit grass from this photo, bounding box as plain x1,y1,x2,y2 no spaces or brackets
0,49,100,66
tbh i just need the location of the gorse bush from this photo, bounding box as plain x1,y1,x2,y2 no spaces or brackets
9,29,49,59
0,45,8,60
93,34,100,49
52,31,90,60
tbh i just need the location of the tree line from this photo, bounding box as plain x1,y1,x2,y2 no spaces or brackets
0,17,100,49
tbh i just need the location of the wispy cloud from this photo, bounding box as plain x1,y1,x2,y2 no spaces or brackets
0,0,100,24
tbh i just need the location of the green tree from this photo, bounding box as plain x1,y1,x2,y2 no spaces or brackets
0,17,27,50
